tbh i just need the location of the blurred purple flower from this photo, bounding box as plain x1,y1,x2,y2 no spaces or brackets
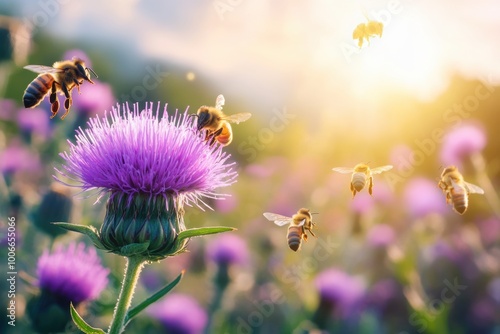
488,277,500,305
440,124,486,167
350,192,374,214
366,224,395,248
0,99,16,120
315,268,366,318
148,293,207,334
56,103,237,207
403,178,447,218
476,217,500,246
470,298,496,325
17,107,52,138
366,279,399,311
0,140,42,174
36,242,109,304
63,49,92,66
206,233,249,266
72,80,115,115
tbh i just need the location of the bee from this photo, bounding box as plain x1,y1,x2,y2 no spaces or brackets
438,166,484,215
332,163,393,198
23,57,97,120
263,208,317,252
353,20,383,48
193,94,252,146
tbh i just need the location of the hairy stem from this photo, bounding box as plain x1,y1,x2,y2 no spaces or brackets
108,256,144,334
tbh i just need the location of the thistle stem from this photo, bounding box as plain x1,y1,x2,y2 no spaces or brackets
108,256,144,334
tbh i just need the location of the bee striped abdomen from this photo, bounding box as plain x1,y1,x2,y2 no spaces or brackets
23,74,54,108
451,188,468,214
351,173,366,192
287,225,304,252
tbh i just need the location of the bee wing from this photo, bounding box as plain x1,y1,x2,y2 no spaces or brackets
464,182,485,195
332,167,355,174
23,65,62,74
215,94,225,110
223,113,252,124
263,212,293,226
371,165,393,174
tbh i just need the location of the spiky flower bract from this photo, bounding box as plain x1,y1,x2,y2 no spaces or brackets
55,102,237,260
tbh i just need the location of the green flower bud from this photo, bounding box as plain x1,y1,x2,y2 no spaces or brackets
99,193,188,261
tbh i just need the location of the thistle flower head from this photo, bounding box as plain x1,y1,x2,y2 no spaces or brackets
440,123,486,167
366,224,395,248
403,177,447,218
0,139,42,174
17,107,52,139
56,102,236,207
36,242,109,304
55,103,237,260
314,268,366,319
147,293,208,334
27,242,108,333
206,233,249,266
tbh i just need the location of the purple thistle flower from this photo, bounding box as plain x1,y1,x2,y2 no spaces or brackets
36,242,109,304
56,103,236,206
147,293,208,334
0,99,16,120
366,224,395,248
403,177,448,218
440,124,486,167
17,107,52,139
55,103,237,260
314,268,366,319
350,192,374,214
366,279,399,311
206,233,249,266
0,140,42,174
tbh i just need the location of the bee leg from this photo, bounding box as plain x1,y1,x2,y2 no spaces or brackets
350,183,356,198
309,229,317,238
368,177,374,195
208,128,223,146
73,79,82,94
49,82,59,119
60,84,72,120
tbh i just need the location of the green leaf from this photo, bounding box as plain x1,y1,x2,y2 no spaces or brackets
120,242,150,256
177,226,236,243
124,271,184,325
70,303,106,334
52,223,106,250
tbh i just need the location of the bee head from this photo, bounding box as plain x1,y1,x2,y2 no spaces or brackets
195,107,211,131
73,58,96,84
442,166,457,176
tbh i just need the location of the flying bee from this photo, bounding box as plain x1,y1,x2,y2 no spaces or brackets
193,94,252,146
353,20,383,48
263,208,317,252
438,166,484,215
332,163,393,198
23,57,97,120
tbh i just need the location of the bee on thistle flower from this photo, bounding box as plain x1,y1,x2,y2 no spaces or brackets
55,103,238,261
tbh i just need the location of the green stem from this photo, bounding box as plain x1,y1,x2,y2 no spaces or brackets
108,256,145,334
